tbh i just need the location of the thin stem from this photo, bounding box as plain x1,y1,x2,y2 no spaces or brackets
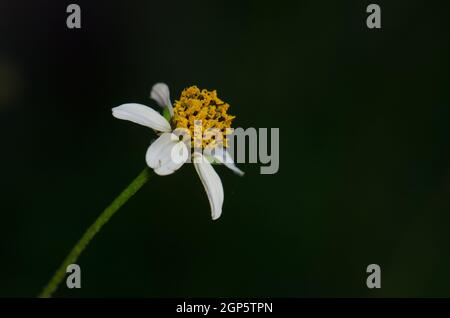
38,167,151,298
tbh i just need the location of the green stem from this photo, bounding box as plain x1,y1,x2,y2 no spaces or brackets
38,167,151,298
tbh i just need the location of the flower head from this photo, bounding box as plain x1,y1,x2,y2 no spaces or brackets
112,83,244,220
172,86,235,149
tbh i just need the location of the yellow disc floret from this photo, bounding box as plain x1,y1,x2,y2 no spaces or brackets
172,86,235,149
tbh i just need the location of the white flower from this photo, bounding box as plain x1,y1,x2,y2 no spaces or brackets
112,83,244,220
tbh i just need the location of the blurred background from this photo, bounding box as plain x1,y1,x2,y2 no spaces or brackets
1,0,450,297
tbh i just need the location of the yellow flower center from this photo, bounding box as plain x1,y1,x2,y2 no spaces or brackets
172,85,235,149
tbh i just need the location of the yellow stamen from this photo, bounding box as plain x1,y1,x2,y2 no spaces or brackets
172,85,235,149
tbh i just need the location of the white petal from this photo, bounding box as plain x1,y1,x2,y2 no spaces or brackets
150,83,173,116
193,153,224,220
210,147,244,176
112,103,171,132
146,133,187,176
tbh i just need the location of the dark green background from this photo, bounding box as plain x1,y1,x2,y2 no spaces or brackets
1,0,450,297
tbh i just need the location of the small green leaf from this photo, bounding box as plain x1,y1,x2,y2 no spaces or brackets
204,155,220,164
163,107,171,121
